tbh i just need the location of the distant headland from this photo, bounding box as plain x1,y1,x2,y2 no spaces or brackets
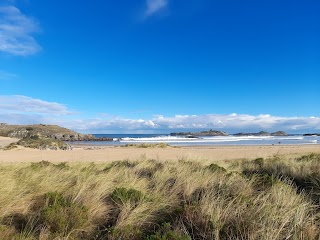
0,123,112,150
0,123,113,141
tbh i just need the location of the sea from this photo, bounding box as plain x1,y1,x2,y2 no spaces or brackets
70,134,320,147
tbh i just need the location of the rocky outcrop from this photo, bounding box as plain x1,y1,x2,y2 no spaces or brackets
303,133,320,136
234,131,271,136
271,131,288,136
16,136,72,150
51,133,97,141
234,131,288,136
0,124,112,142
7,129,29,138
171,129,229,137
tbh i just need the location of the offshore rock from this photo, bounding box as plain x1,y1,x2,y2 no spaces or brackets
271,131,288,136
171,129,229,137
234,131,288,137
234,131,271,136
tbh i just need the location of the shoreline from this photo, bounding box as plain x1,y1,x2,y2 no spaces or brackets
68,142,319,148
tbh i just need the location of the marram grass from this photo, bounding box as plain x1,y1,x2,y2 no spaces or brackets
0,154,320,239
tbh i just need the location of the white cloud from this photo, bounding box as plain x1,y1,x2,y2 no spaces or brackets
144,0,168,17
64,114,320,134
0,95,319,133
0,95,70,115
0,5,41,56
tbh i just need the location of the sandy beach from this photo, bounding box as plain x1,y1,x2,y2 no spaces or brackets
0,137,319,163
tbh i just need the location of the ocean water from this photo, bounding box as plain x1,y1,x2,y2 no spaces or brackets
70,134,320,146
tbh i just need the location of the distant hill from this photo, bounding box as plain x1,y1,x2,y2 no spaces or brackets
0,124,97,141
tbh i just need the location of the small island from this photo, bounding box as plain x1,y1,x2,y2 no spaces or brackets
170,129,229,137
234,131,288,136
170,130,289,137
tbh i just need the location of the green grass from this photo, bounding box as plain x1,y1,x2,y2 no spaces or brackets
110,187,144,205
38,192,88,235
0,154,320,239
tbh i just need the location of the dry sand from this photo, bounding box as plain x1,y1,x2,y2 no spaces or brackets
0,137,320,163
0,136,19,149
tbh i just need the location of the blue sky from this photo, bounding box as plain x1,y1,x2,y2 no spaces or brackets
0,0,319,133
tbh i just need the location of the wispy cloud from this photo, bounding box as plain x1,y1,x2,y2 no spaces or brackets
0,95,319,133
149,114,320,132
0,70,17,80
0,95,70,115
69,114,320,133
0,5,41,56
144,0,168,17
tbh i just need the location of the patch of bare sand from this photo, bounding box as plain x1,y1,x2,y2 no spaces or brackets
0,144,320,163
0,137,19,149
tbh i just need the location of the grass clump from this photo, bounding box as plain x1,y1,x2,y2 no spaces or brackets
253,157,264,167
147,223,191,240
16,136,69,150
110,187,144,205
239,154,320,204
103,160,138,171
1,192,89,239
107,225,143,240
38,192,88,234
296,153,320,162
30,160,69,170
206,163,227,173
